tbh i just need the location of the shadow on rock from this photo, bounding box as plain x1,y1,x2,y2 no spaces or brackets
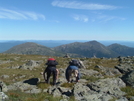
23,78,39,85
62,91,72,96
0,85,2,92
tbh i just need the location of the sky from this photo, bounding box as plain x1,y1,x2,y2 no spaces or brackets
0,0,134,41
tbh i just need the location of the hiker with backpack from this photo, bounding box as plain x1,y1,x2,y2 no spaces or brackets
65,59,81,83
43,58,59,85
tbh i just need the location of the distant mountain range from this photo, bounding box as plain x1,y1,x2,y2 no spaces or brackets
4,42,64,57
0,40,86,53
3,40,134,58
0,40,134,53
108,43,134,56
53,41,119,58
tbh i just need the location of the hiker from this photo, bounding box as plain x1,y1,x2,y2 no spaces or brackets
65,59,81,83
43,58,59,85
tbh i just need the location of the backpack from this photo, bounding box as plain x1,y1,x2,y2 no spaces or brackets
46,60,58,66
69,60,80,67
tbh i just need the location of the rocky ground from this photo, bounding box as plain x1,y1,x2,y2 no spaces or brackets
0,54,134,101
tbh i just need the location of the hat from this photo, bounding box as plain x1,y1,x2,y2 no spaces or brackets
48,58,55,61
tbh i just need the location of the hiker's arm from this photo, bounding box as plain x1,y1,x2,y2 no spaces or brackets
43,67,48,81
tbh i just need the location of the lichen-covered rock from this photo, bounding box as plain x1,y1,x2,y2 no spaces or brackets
121,70,134,87
25,88,42,94
87,78,126,97
47,86,62,97
72,83,91,101
0,81,8,92
80,69,99,78
115,64,134,74
83,93,112,101
0,75,10,79
115,97,128,101
0,92,9,101
19,60,43,70
95,65,122,76
7,80,41,94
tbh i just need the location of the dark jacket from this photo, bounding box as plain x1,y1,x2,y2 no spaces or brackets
45,60,58,73
44,60,58,85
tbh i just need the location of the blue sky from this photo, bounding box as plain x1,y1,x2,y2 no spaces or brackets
0,0,134,41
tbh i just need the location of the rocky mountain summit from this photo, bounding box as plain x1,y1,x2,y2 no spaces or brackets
0,54,134,101
4,42,64,57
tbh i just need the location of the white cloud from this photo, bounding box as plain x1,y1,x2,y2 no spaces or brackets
84,11,126,23
52,1,118,10
72,14,88,22
0,8,45,20
72,13,125,23
97,14,126,23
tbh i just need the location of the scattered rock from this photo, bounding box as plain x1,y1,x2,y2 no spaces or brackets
0,92,9,101
1,56,134,100
87,78,126,98
121,70,134,87
0,81,8,92
0,75,10,79
115,64,134,74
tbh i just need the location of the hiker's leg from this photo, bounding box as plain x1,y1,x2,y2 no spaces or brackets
65,69,69,82
67,69,72,82
53,70,57,85
76,70,81,82
46,71,51,84
74,70,79,82
74,70,78,77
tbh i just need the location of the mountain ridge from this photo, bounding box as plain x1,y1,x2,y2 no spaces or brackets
108,43,134,56
3,40,134,58
1,40,134,53
53,40,119,58
4,42,64,57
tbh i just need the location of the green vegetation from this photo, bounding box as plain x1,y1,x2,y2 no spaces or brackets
6,90,62,101
61,82,75,88
37,82,50,89
6,88,75,101
121,86,134,99
85,58,119,69
109,98,117,101
81,75,100,83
